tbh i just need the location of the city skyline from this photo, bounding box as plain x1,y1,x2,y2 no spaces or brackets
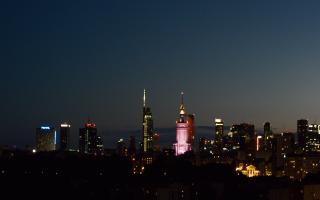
1,88,320,148
3,1,320,147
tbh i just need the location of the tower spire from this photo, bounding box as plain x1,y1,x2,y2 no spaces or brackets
179,91,185,115
181,91,184,105
143,89,146,107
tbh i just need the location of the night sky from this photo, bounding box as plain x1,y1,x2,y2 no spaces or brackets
2,0,320,148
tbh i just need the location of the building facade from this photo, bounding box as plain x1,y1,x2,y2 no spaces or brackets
59,123,70,151
142,89,154,153
36,126,56,152
79,121,100,154
173,92,191,156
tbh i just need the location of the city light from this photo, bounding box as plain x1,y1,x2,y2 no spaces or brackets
61,124,71,128
54,131,57,145
41,126,50,130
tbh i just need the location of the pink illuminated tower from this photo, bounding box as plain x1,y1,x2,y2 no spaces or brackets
173,92,192,156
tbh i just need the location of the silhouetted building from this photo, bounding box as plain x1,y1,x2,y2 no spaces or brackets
153,132,160,152
128,136,137,158
298,119,309,134
59,123,70,151
142,89,154,153
264,122,273,151
162,148,175,157
272,132,295,176
79,121,100,154
36,126,56,152
298,119,308,147
117,138,127,157
187,114,195,146
230,123,255,151
284,154,320,181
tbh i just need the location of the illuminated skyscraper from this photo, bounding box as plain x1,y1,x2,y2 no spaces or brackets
214,118,224,146
79,121,100,154
59,123,70,151
36,126,56,152
187,114,195,146
142,89,154,153
173,92,191,156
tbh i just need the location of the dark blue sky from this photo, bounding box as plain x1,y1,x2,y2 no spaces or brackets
2,0,320,148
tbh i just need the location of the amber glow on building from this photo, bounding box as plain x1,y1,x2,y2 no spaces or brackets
236,163,261,178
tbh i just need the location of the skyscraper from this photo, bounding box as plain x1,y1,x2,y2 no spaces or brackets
128,136,137,157
187,114,195,146
297,119,308,148
230,123,255,151
297,119,308,134
59,123,71,151
264,122,272,151
36,126,56,152
173,92,191,156
79,121,98,154
214,118,224,146
142,89,154,153
117,138,128,157
153,132,160,152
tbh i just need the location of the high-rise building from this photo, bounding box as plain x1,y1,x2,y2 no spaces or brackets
117,138,128,157
264,122,271,139
128,136,137,158
230,123,255,151
173,92,191,156
272,132,295,175
153,132,160,152
297,119,309,149
214,118,224,149
187,114,195,146
142,89,154,153
59,123,71,151
79,121,99,154
297,119,308,134
36,126,56,152
264,122,273,151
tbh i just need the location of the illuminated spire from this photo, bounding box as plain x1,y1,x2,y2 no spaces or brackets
179,92,185,115
143,89,146,107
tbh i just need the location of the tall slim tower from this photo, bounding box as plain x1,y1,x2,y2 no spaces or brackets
79,120,98,154
142,89,154,153
214,118,224,150
297,119,308,148
174,92,191,156
60,123,71,151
